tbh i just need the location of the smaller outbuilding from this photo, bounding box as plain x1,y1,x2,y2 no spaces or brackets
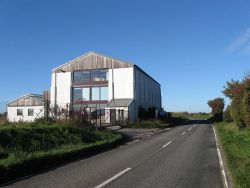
7,94,44,122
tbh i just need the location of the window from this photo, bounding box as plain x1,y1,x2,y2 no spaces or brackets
100,70,108,81
82,71,90,82
92,87,100,100
73,88,82,101
100,87,108,100
91,86,108,100
73,88,90,101
82,88,90,101
17,109,23,116
92,70,100,82
73,71,90,83
28,109,34,116
92,69,108,82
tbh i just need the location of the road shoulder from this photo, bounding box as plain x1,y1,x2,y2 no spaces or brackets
213,123,233,188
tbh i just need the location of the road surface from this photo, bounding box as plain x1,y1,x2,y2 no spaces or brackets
3,120,224,188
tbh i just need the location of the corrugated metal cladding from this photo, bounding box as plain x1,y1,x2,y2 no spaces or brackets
134,66,162,110
53,52,133,73
8,94,44,107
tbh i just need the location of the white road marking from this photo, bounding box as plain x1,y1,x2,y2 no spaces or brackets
162,141,173,148
94,168,132,188
210,122,229,188
188,127,192,131
182,132,186,135
193,125,196,128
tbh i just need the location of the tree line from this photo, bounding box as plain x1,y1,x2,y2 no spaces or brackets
208,75,250,128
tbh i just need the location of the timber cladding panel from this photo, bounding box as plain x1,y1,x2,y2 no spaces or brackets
53,52,133,73
8,95,44,107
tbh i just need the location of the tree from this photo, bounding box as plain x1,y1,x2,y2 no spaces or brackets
222,79,243,99
207,98,225,114
222,78,245,127
207,98,225,122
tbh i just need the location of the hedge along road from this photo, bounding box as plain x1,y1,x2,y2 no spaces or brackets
3,120,224,188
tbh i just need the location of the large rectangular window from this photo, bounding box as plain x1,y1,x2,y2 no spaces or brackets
91,86,108,100
92,70,108,82
82,88,90,101
73,88,90,101
92,87,100,100
100,87,108,100
73,88,82,101
17,109,23,116
73,71,90,83
100,70,108,81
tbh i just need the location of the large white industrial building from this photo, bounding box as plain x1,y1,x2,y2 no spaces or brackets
7,51,162,123
51,51,162,123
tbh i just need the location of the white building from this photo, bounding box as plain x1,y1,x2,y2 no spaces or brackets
7,94,44,122
51,51,161,123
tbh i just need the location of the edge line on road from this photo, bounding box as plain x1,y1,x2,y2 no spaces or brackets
210,122,229,188
94,167,132,188
162,141,173,148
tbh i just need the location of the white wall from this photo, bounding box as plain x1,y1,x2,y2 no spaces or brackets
50,72,72,108
108,67,134,99
7,106,44,122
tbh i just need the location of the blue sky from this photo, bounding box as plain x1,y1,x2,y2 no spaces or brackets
0,0,249,112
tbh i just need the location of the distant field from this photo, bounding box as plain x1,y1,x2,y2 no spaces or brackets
216,122,250,188
171,112,210,120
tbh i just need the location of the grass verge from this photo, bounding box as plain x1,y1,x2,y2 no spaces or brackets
0,124,123,184
123,117,188,129
124,119,169,128
215,122,250,188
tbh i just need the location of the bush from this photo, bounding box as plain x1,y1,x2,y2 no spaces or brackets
34,117,55,126
241,90,250,127
224,106,233,122
138,106,158,122
208,112,223,122
231,94,245,127
0,125,122,168
147,107,156,119
0,125,123,183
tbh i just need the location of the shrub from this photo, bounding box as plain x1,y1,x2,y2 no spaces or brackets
231,93,245,127
147,107,156,119
241,90,250,127
34,117,55,126
208,112,223,122
224,105,233,122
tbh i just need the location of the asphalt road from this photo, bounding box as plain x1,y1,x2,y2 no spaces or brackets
3,120,224,188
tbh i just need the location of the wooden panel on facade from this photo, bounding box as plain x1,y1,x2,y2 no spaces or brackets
53,52,133,73
8,95,44,107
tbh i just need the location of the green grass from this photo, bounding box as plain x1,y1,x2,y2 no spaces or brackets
0,124,122,183
215,122,250,188
124,119,170,128
124,116,188,129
